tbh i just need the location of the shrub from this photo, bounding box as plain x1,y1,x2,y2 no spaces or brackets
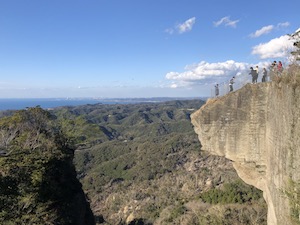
199,180,263,204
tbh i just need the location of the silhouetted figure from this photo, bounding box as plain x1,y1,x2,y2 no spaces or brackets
254,66,259,83
249,67,257,84
262,68,267,82
215,84,219,97
229,77,235,92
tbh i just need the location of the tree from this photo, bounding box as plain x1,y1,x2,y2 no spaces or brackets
289,29,300,61
0,107,95,224
0,106,56,156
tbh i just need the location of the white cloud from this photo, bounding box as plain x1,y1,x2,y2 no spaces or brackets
225,20,239,28
166,60,250,88
213,16,239,28
252,35,295,59
250,22,290,38
165,17,196,34
277,22,290,28
250,25,274,38
176,17,196,33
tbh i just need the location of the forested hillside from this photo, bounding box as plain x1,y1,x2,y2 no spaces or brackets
0,107,95,225
52,100,267,225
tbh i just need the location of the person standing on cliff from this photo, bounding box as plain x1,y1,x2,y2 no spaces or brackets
270,61,277,80
277,61,283,75
262,68,267,82
249,67,257,84
229,77,235,92
215,84,219,97
254,66,259,83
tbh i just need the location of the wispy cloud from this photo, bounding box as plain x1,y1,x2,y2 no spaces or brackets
250,25,274,38
252,35,295,59
177,17,196,33
213,16,239,28
277,22,290,28
250,22,290,38
165,17,196,34
165,28,174,35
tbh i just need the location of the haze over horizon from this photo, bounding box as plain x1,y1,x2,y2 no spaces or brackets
0,0,299,98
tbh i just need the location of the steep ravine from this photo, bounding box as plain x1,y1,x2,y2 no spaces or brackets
191,82,300,225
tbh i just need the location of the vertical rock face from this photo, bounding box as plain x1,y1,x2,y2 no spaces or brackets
191,83,300,225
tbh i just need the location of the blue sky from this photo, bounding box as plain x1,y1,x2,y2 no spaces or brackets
0,0,299,98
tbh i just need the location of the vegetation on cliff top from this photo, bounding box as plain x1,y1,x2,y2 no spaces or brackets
0,107,94,225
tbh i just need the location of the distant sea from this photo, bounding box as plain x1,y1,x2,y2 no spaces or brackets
0,97,203,111
0,98,106,111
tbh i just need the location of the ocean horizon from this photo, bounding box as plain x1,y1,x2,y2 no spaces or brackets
0,97,204,111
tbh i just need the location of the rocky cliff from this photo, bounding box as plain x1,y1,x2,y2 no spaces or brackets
191,82,300,225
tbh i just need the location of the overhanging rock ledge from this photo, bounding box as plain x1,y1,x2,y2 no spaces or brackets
191,82,300,225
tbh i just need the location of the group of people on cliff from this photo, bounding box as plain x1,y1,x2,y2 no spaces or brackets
214,76,236,97
270,60,283,78
249,66,267,84
214,60,284,97
249,61,283,84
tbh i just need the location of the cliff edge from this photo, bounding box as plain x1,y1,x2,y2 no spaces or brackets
191,82,300,225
